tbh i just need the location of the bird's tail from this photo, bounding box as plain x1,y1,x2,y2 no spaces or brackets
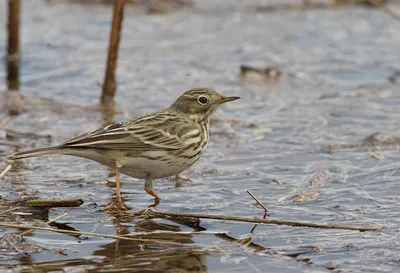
6,147,67,160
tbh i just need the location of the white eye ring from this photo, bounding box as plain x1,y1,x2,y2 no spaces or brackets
198,96,208,105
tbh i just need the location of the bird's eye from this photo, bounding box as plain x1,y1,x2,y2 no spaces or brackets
198,96,208,105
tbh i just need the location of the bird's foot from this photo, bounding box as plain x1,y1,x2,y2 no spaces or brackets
149,197,160,208
103,200,133,211
138,206,156,216
137,198,160,217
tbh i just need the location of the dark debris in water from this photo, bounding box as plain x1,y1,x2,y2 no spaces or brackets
0,234,41,258
240,65,282,84
280,166,344,204
323,132,400,152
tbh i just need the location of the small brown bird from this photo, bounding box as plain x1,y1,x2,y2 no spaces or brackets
6,88,240,210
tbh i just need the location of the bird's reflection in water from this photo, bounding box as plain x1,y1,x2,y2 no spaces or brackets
94,246,208,272
92,214,208,272
10,212,209,272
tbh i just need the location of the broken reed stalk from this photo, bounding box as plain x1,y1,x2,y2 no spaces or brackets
122,230,226,237
246,189,269,233
4,236,27,256
7,0,20,91
0,164,12,179
0,223,183,245
5,128,52,140
141,211,379,232
0,206,21,215
20,212,68,236
101,0,126,109
246,189,269,217
24,199,84,208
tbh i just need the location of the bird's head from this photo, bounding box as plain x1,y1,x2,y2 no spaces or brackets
169,88,240,121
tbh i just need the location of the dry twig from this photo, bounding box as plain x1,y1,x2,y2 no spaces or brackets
0,206,21,215
5,128,51,140
246,190,269,234
0,164,12,179
20,213,68,236
0,223,183,245
101,0,126,108
122,230,225,237
136,211,379,232
247,189,269,217
5,236,26,256
7,0,20,91
25,199,84,208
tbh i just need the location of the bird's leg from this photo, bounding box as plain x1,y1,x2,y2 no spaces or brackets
144,178,160,201
148,198,160,208
114,162,123,204
136,179,159,216
103,160,132,211
136,178,160,216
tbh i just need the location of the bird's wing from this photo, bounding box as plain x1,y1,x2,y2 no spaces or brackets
60,112,197,151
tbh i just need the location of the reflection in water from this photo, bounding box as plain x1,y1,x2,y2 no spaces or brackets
94,245,208,273
0,201,306,272
10,216,208,272
3,91,24,117
93,215,208,272
10,248,208,273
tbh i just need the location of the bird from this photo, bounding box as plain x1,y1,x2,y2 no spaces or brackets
6,88,240,211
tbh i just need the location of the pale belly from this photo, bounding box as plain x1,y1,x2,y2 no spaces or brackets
67,148,202,180
119,156,195,179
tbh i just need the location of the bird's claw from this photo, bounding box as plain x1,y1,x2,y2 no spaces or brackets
103,200,133,211
138,206,156,217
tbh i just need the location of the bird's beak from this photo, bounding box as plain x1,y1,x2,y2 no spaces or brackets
216,96,240,105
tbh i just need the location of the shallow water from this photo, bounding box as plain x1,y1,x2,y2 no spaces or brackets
1,0,400,272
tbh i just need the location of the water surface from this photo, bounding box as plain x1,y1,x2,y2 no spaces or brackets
1,1,400,272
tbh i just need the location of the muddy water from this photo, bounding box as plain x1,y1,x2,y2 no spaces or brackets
1,0,400,272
